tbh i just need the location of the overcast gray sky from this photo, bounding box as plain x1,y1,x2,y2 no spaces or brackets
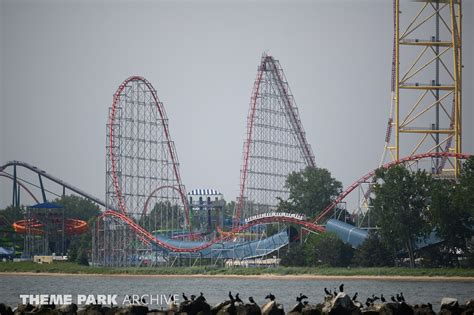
1,0,473,210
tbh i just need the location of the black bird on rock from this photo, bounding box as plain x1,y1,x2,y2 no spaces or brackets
265,293,276,301
396,294,402,302
381,294,386,303
296,293,308,302
182,293,188,302
198,292,206,302
235,294,243,304
391,296,397,303
339,284,344,293
400,292,405,302
365,299,371,308
352,292,358,302
245,297,261,315
324,288,331,296
229,292,234,301
190,295,196,302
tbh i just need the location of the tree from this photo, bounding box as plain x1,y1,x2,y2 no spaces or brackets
353,232,395,267
372,166,432,268
68,243,78,262
76,248,89,266
54,195,100,221
304,232,353,267
278,166,342,218
53,195,100,254
456,157,474,219
280,244,306,267
429,179,472,266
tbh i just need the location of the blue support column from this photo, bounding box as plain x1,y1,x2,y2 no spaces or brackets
38,174,47,203
12,164,19,208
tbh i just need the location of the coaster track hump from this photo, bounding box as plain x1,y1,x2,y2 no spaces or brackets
108,76,190,227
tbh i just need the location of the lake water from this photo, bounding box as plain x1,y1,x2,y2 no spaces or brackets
0,274,473,312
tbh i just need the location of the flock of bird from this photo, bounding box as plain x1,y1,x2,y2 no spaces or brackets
164,284,426,315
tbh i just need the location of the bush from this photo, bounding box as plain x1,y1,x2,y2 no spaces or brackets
76,248,89,266
280,243,306,266
353,232,395,267
305,232,354,267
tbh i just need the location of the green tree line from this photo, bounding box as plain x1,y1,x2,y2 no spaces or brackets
279,158,474,268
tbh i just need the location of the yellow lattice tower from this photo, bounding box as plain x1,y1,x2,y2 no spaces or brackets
387,0,462,175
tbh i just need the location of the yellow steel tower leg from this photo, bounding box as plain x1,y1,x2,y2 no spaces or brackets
392,0,462,176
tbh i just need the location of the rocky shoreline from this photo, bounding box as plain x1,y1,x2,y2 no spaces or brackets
1,292,473,315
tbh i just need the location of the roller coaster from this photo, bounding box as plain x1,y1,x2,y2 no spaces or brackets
0,0,469,265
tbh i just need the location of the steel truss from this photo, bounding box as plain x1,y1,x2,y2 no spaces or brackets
234,54,316,226
382,0,462,175
95,76,189,266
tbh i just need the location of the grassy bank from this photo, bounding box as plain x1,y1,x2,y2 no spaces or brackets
0,261,474,278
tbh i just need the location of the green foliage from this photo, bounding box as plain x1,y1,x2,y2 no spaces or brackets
68,243,78,262
0,206,24,223
372,166,433,268
457,157,474,219
76,248,89,266
0,206,25,254
429,178,472,265
353,232,395,267
278,166,342,218
53,195,100,221
265,224,281,237
0,261,474,277
304,232,353,267
53,195,100,254
279,243,306,267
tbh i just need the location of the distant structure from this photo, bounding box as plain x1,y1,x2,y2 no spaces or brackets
188,189,224,232
12,202,87,258
234,53,316,227
381,0,463,175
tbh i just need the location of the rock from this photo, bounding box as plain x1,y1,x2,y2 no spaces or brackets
441,298,459,310
288,302,304,315
244,303,261,315
213,301,240,315
211,301,231,315
324,293,360,315
301,304,322,315
1,303,14,315
115,305,148,315
56,304,78,315
261,301,284,315
412,304,434,315
77,309,101,315
104,307,121,315
77,304,103,315
178,298,211,315
14,304,35,315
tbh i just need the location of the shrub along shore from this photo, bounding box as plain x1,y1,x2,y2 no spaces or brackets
0,262,473,278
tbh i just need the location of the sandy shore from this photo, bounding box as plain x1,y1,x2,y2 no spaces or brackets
0,272,473,281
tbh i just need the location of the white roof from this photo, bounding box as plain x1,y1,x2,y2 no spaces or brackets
188,189,222,196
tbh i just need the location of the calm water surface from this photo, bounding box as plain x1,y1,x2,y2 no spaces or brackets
0,274,473,311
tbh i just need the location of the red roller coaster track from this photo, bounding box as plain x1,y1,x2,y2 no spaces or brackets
108,76,190,227
99,151,470,253
234,54,316,227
